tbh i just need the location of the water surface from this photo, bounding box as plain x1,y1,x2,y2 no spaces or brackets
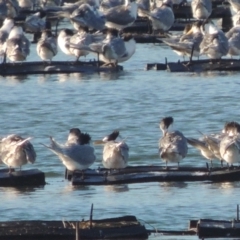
0,40,240,240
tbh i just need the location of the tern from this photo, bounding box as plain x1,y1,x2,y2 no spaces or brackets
0,134,36,173
191,0,212,20
43,128,96,173
102,130,129,169
37,29,58,62
103,0,138,30
159,116,188,167
199,22,229,59
4,25,31,62
220,121,240,167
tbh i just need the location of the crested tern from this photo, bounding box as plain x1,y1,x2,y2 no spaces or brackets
0,134,36,173
220,121,240,167
37,29,58,62
24,11,46,33
72,28,129,65
102,130,129,169
43,128,96,172
187,137,216,166
4,25,31,62
199,22,229,59
187,131,225,166
162,21,204,59
103,0,138,30
225,25,240,58
232,11,240,27
144,0,175,33
159,116,188,167
0,18,14,55
191,0,212,20
57,28,74,56
227,0,240,14
100,0,124,12
69,26,104,61
118,34,136,62
70,3,106,31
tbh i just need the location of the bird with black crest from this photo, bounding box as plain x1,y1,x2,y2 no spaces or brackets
42,128,96,177
159,116,188,168
101,130,129,169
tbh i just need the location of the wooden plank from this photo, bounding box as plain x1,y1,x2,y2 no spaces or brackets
0,169,45,187
146,59,240,72
0,61,123,76
0,216,149,240
197,219,240,238
69,165,240,186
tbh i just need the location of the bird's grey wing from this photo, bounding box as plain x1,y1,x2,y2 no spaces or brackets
214,31,229,55
105,6,136,25
24,142,37,164
171,131,188,158
111,38,127,57
119,142,129,162
89,42,104,53
43,38,58,55
200,0,212,12
64,144,96,165
0,31,9,46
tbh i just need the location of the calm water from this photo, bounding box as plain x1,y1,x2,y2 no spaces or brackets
1,34,240,240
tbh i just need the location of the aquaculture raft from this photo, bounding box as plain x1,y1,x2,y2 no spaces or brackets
66,166,240,186
0,61,123,76
146,59,240,72
0,168,45,187
0,215,148,240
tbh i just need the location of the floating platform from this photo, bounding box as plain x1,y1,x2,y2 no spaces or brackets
0,168,45,187
197,219,240,239
0,215,148,240
66,165,240,186
0,61,123,76
146,59,240,72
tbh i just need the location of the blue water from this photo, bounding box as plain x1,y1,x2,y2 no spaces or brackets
1,36,240,240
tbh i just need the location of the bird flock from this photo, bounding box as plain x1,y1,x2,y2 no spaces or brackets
0,0,139,66
1,117,240,177
1,0,240,67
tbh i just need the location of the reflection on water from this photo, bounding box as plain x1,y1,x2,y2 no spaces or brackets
104,184,129,193
159,182,188,189
207,181,240,190
0,186,44,198
0,74,29,84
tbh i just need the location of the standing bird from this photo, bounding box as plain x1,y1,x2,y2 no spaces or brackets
161,21,204,60
144,0,175,34
159,117,188,167
57,28,74,56
118,34,136,63
187,134,223,167
199,22,229,59
226,25,240,58
70,3,106,31
102,130,129,169
43,128,96,174
103,0,138,30
227,0,240,14
4,25,31,62
24,11,46,34
0,134,36,173
37,29,58,62
0,18,14,60
78,28,129,66
232,11,240,27
220,121,240,167
191,0,212,20
68,26,104,61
